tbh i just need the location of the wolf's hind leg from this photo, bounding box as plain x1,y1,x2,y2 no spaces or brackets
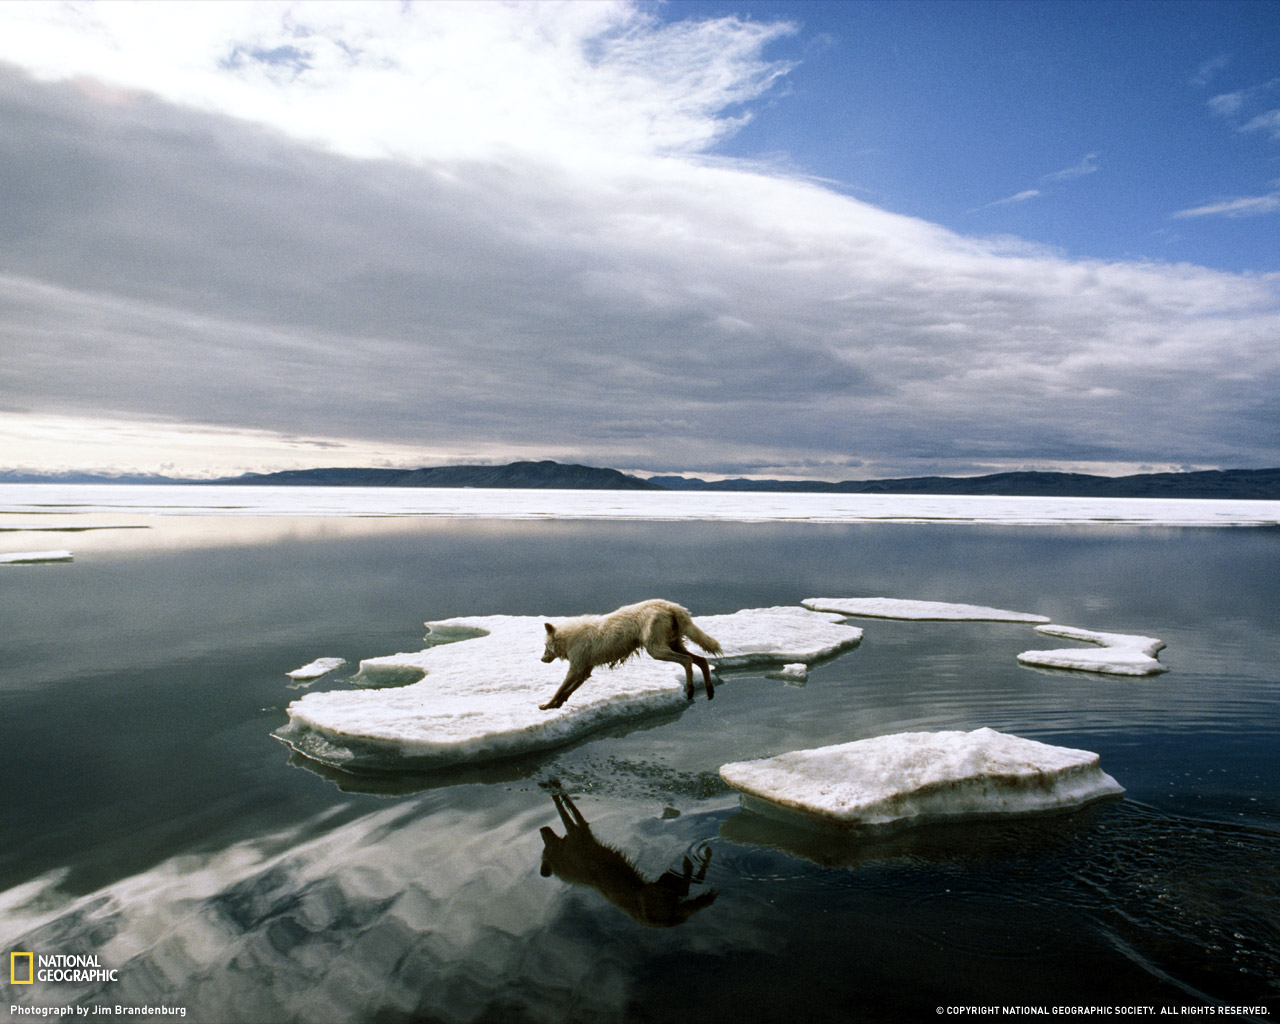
647,644,698,700
666,637,714,701
690,651,714,700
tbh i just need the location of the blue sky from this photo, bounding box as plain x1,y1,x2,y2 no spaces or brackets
0,1,1277,480
666,0,1280,273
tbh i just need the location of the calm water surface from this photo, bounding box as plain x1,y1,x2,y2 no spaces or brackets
1,500,1278,1022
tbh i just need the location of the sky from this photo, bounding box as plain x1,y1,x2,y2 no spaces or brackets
1,0,1278,482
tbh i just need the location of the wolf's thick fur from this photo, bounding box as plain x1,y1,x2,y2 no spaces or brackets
539,599,723,710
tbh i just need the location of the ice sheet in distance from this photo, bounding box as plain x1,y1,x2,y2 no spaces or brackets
719,727,1124,829
277,606,863,771
802,597,1049,622
1017,625,1169,676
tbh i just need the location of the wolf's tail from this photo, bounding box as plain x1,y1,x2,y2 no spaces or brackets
680,615,723,655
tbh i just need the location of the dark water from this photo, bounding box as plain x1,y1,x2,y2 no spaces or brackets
2,519,1278,1022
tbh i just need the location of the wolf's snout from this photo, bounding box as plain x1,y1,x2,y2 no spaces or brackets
541,653,555,663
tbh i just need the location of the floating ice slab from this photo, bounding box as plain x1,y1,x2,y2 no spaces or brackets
0,550,73,564
701,606,862,669
1017,625,1168,676
286,657,346,681
803,597,1049,623
719,727,1124,829
278,606,863,771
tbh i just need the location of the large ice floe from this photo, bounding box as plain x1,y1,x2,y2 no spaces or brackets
277,607,863,771
719,727,1124,830
1017,625,1168,676
803,597,1049,622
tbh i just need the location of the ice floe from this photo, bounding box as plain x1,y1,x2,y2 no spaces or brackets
1017,626,1168,676
803,597,1049,623
278,606,863,771
0,550,73,564
286,657,347,681
719,727,1124,830
768,663,810,683
697,606,862,669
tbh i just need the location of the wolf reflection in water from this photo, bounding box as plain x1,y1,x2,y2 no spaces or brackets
538,784,718,928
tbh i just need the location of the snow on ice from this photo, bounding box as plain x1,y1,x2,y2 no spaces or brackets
0,550,73,564
803,597,1049,622
286,657,347,681
719,727,1124,829
277,607,863,771
1017,625,1169,676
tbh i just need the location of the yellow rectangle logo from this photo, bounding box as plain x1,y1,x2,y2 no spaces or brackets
10,951,34,984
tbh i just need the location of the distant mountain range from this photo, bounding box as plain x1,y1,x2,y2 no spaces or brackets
4,461,1280,499
649,467,1280,499
224,460,661,490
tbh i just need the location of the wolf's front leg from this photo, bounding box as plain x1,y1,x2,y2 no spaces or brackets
540,665,591,710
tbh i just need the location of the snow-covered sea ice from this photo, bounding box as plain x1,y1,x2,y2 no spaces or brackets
277,606,864,771
1017,625,1168,676
719,727,1124,830
803,597,1049,622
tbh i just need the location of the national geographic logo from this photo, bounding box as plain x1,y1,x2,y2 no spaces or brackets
8,952,118,984
10,952,33,984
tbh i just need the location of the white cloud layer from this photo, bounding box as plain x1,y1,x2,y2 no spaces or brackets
0,0,793,165
1,2,1278,479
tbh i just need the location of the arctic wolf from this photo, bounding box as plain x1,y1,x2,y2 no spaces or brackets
538,598,723,710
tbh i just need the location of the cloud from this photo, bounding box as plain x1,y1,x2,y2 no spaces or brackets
1040,152,1099,184
1191,54,1231,88
976,189,1042,211
1241,109,1280,141
0,5,1278,480
0,0,795,166
975,154,1099,214
1172,190,1280,219
1208,91,1245,117
1184,78,1280,222
1206,77,1280,127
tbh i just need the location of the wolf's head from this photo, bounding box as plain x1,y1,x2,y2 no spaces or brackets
542,622,562,663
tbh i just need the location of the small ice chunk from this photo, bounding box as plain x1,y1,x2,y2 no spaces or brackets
768,663,810,683
0,550,74,564
277,606,863,771
286,657,347,681
803,597,1049,623
719,727,1124,829
1017,625,1168,676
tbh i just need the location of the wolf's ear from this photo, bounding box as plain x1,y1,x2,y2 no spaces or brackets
545,622,556,635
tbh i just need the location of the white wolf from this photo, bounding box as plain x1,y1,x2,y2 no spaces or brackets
539,599,723,710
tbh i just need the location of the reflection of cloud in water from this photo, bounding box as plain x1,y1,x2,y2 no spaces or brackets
538,784,717,928
2,793,642,1023
4,791,1279,1018
0,512,467,557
